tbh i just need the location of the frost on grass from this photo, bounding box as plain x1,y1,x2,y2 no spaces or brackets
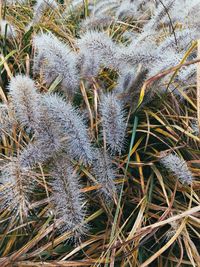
51,156,86,239
160,153,193,185
33,33,79,99
8,75,41,132
100,93,126,154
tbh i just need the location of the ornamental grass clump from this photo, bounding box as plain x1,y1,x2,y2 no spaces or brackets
0,0,199,265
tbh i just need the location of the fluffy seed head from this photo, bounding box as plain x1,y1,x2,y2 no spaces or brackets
8,75,41,132
160,152,193,185
77,31,120,77
92,149,117,201
0,157,34,222
100,93,126,154
41,94,94,165
51,156,86,239
33,33,79,99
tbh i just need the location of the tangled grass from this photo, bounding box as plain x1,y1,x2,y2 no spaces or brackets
0,0,200,266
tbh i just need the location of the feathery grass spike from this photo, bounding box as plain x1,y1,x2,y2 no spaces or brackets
42,94,94,165
8,75,40,132
51,156,86,239
100,93,126,154
33,33,79,99
92,149,117,201
77,31,120,77
160,153,193,185
0,158,33,222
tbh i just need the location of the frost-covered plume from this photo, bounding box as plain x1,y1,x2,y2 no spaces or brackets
118,38,158,70
20,98,65,168
0,20,16,38
148,49,184,78
33,33,79,99
77,31,121,78
92,149,117,201
144,0,175,32
148,43,196,91
140,0,199,32
160,152,193,185
100,93,126,154
158,29,199,53
0,157,34,222
166,0,200,27
41,94,93,165
8,75,41,132
51,156,86,238
20,93,93,167
146,49,188,98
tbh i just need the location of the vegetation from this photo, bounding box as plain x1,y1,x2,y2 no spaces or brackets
0,0,200,266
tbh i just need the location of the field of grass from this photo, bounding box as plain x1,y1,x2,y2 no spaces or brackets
0,1,200,266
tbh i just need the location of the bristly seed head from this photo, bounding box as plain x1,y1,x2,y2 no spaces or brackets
51,156,87,240
8,75,41,132
160,152,193,185
100,93,127,154
0,157,34,222
92,148,117,202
